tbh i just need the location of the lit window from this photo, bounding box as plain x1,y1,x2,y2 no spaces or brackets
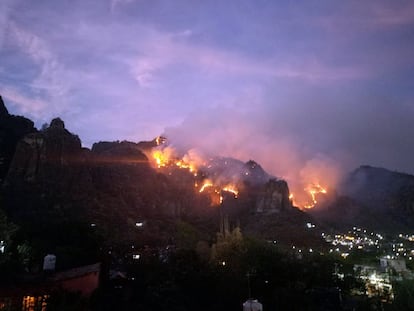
22,295,49,311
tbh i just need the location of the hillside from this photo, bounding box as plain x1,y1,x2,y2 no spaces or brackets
0,97,325,273
309,166,414,232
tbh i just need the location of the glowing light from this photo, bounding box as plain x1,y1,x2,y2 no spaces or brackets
175,160,196,172
289,193,300,207
341,252,349,259
199,181,214,193
155,136,163,146
150,145,240,206
152,150,170,168
222,185,238,198
301,183,327,209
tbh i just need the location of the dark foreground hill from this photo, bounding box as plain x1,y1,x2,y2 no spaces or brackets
309,166,414,232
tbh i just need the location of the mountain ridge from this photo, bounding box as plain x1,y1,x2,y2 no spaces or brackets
2,96,413,255
1,97,322,256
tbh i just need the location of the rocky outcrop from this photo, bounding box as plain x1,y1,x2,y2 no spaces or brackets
3,117,92,227
0,96,8,116
6,117,83,184
1,95,303,248
0,96,36,182
255,179,292,213
3,122,199,243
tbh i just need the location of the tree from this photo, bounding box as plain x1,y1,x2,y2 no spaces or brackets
211,226,244,266
0,208,18,264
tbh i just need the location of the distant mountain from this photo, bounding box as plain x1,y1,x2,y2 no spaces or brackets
310,166,414,232
0,96,323,255
342,165,414,212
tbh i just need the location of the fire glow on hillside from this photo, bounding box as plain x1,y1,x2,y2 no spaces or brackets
150,137,327,210
303,183,328,209
149,141,239,206
289,183,328,210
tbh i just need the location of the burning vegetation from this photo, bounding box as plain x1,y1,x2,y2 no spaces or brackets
149,136,329,210
147,139,240,207
289,183,328,210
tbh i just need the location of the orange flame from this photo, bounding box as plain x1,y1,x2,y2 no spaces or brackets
222,185,239,198
155,136,166,146
151,145,329,210
199,180,214,193
289,193,298,207
302,183,327,209
152,150,170,168
150,145,239,206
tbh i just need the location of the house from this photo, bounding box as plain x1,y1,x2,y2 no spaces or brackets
0,263,100,310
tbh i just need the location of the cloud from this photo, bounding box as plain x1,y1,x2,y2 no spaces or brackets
110,0,135,13
0,1,12,49
8,22,54,63
369,2,414,27
1,0,413,178
6,23,71,114
0,86,47,119
126,27,369,89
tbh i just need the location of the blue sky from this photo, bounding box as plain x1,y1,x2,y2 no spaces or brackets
1,0,414,188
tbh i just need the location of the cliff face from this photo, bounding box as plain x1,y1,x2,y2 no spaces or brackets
3,118,93,225
255,179,291,213
3,118,203,243
0,96,36,182
1,96,300,246
6,118,83,184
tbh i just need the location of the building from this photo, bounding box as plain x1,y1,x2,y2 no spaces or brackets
0,263,100,310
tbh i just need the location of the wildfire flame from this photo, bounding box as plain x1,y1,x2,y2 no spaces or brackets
289,183,328,210
199,180,239,200
150,146,239,206
152,150,169,168
289,193,298,207
222,185,239,198
175,159,196,173
199,180,214,193
155,136,164,146
302,183,327,209
151,143,330,210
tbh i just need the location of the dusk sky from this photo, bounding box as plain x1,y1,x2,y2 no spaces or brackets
1,0,414,186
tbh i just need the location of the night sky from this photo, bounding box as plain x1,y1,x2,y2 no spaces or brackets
1,0,413,187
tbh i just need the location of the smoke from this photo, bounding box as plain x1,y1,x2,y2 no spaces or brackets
163,103,345,206
160,74,414,207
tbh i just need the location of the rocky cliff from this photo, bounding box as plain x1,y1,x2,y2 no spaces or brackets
0,96,36,182
1,96,308,249
3,117,92,225
255,179,291,213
